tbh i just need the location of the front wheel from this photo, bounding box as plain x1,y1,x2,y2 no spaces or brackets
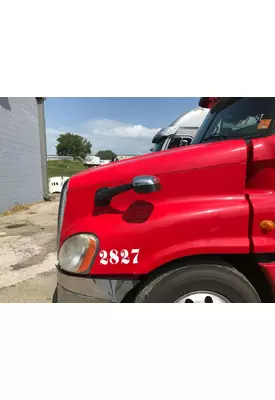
134,261,261,303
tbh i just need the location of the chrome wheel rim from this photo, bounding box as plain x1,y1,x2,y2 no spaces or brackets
175,291,230,303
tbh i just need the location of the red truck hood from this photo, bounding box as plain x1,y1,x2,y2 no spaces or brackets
69,139,247,191
61,138,250,275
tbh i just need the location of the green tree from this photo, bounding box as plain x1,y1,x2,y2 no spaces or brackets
56,133,92,159
96,150,117,160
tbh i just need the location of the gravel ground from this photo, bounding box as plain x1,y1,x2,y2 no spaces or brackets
0,269,56,303
0,198,59,302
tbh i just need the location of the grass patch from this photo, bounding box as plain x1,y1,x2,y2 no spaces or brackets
1,204,29,217
47,160,87,179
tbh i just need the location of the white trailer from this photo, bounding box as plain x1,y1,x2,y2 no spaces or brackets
83,156,101,167
100,160,111,165
49,176,70,194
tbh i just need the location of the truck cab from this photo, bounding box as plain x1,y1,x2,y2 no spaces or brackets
54,97,275,303
151,107,209,152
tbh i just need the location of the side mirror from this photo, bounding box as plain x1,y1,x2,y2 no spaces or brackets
199,97,219,109
132,175,161,194
179,138,189,147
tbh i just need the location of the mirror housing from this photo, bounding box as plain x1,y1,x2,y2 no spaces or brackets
179,138,189,147
133,175,161,194
199,97,219,109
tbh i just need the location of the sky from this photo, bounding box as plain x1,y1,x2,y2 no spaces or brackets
45,97,200,155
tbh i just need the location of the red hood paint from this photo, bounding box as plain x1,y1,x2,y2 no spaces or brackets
61,139,250,276
69,140,247,191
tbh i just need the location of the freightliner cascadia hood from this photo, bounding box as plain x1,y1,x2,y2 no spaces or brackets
69,139,247,192
61,139,249,276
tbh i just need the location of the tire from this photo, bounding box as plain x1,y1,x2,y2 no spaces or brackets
134,261,261,303
52,287,58,303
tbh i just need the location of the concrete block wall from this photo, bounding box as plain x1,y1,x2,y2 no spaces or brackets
0,97,43,213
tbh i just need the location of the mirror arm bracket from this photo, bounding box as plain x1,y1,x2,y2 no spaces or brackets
94,176,161,207
95,184,133,206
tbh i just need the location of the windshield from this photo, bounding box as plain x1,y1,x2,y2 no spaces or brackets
192,98,275,145
151,137,166,152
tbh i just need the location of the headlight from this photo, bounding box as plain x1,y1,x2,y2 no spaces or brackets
59,234,98,274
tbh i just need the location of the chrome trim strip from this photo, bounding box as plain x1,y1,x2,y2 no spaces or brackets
57,178,69,252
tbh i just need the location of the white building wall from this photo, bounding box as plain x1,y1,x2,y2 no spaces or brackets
0,97,43,213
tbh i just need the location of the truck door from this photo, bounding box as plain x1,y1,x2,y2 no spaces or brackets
246,133,275,254
196,97,275,255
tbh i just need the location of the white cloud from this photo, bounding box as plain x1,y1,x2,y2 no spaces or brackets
46,119,160,155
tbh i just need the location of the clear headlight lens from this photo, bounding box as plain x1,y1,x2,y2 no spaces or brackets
59,234,98,274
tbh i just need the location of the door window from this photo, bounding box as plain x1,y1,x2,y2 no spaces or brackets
199,98,275,143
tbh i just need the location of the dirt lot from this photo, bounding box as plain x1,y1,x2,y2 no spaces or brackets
0,199,59,302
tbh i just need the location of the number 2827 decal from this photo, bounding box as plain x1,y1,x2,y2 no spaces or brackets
99,249,140,265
